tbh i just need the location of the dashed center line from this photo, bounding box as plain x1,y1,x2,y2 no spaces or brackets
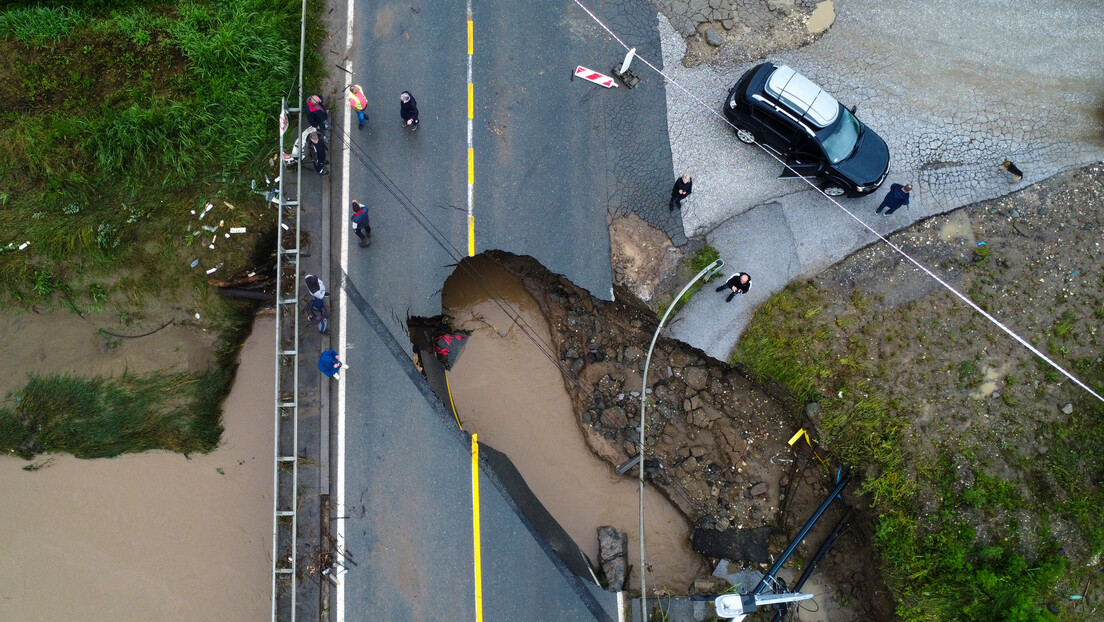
466,10,475,257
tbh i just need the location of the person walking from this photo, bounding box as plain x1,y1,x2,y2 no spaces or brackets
875,183,912,215
306,95,329,131
348,84,368,130
308,131,328,175
306,298,329,335
399,91,419,130
715,272,751,302
669,172,692,211
351,200,371,248
304,274,327,300
318,349,346,379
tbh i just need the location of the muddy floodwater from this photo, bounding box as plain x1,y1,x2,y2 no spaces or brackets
0,316,275,621
444,258,706,591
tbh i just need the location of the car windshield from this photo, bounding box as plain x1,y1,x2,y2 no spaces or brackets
820,107,860,163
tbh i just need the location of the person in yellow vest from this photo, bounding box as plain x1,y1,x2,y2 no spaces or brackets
348,84,368,130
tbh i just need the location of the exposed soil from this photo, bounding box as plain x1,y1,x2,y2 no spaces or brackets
0,30,188,121
664,0,829,68
479,250,886,619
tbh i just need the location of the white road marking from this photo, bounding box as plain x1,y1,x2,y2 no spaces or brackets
335,0,354,619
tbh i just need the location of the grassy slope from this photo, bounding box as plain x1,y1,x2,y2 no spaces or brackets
0,1,317,459
733,169,1104,620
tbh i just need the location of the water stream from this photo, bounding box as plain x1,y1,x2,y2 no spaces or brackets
0,316,275,621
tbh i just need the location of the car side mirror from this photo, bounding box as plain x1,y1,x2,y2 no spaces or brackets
849,104,858,113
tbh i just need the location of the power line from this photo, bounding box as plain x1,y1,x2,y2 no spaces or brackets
329,127,594,396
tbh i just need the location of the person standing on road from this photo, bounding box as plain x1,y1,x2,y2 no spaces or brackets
304,274,327,300
399,91,419,130
669,172,692,211
716,272,751,302
875,183,912,215
348,84,368,130
306,298,329,335
318,349,346,379
308,131,328,175
351,200,371,248
306,95,329,131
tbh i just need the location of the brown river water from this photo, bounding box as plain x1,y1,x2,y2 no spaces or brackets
443,257,706,591
0,316,275,621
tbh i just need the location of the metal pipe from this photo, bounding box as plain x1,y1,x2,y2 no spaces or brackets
769,508,852,622
638,258,724,617
753,472,850,595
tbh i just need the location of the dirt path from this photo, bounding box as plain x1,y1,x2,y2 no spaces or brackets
0,316,274,621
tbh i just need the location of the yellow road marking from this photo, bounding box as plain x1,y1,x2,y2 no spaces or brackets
471,434,484,622
468,214,475,256
445,374,463,429
466,15,475,258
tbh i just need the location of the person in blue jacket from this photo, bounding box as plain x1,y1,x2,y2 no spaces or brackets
875,183,912,215
318,349,345,379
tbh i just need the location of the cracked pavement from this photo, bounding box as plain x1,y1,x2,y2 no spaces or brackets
659,0,1104,361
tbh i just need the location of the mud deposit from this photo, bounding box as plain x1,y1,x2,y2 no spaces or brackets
443,257,707,590
0,316,275,621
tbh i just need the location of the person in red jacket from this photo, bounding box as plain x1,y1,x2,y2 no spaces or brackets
305,95,329,131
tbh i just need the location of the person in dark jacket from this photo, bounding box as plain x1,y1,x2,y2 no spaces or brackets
669,172,692,211
399,91,419,130
306,298,329,335
715,272,751,302
306,95,329,131
308,131,327,175
318,349,345,379
875,183,912,215
351,200,371,248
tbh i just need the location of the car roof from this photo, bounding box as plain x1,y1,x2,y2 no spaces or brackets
764,65,839,128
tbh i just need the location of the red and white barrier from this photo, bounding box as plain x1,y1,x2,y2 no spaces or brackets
574,65,617,88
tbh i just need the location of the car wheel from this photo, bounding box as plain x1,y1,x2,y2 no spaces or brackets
735,127,756,144
822,183,846,197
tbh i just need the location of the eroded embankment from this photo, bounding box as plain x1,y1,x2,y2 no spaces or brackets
439,251,890,617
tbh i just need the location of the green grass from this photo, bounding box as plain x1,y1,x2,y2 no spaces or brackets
1,370,228,459
0,0,319,306
654,244,722,317
732,280,1102,621
0,5,86,43
0,0,320,459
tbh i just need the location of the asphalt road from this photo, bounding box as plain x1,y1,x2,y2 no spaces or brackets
663,0,1104,360
334,0,637,619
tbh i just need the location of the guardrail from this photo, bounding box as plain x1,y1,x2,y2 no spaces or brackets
271,94,304,622
272,0,308,616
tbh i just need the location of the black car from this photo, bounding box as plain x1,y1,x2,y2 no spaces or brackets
722,63,890,197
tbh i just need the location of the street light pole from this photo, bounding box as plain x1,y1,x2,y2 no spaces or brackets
638,258,724,619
